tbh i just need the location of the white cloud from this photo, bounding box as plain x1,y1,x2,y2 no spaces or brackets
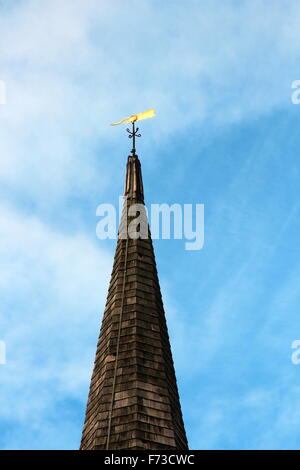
0,202,112,448
1,0,300,205
1,0,300,449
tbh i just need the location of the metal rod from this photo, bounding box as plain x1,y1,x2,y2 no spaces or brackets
106,236,129,450
126,122,141,156
132,122,136,155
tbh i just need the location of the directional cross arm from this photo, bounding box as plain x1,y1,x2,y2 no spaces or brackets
126,122,141,156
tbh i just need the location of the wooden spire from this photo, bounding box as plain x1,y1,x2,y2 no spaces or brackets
80,154,188,450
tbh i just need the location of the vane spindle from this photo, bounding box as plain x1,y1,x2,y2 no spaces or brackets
126,121,141,156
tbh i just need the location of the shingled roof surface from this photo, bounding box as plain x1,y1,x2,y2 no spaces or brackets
80,154,188,450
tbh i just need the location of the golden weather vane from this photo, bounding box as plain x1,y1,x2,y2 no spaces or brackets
110,108,156,155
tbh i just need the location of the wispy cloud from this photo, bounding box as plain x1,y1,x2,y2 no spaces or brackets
1,0,300,450
0,202,112,448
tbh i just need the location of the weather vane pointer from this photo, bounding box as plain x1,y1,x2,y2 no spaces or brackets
110,108,156,155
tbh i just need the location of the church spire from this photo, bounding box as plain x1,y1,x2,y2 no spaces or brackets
80,126,188,450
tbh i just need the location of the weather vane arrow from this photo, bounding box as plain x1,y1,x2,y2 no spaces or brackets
110,108,156,156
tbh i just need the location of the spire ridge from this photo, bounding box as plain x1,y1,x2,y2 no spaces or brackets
124,153,144,203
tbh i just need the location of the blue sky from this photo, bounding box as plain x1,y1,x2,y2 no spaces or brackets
1,0,300,450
